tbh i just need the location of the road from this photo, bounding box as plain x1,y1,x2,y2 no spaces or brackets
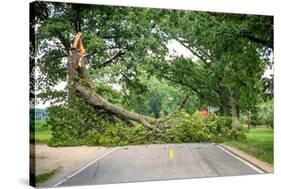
57,143,263,187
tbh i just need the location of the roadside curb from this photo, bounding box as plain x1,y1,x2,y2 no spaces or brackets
216,144,273,173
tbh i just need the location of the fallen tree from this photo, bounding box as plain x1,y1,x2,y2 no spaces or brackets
66,33,161,133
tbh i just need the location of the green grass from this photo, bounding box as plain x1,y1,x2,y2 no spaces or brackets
30,120,52,144
34,131,52,144
225,127,273,164
36,168,60,184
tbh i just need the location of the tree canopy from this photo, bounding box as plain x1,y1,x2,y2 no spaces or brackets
32,2,273,146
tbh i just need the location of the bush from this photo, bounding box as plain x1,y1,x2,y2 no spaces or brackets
47,102,152,147
227,126,247,141
94,123,151,147
163,110,245,143
47,103,245,147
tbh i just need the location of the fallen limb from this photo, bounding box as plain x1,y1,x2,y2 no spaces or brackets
67,33,162,133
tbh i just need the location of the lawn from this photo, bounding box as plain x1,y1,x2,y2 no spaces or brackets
225,127,273,164
35,131,52,144
30,120,52,144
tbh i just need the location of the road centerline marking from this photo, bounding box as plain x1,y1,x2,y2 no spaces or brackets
53,147,120,187
169,148,174,159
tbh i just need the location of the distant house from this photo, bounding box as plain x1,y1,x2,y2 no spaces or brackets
200,107,219,118
30,108,48,120
207,106,219,113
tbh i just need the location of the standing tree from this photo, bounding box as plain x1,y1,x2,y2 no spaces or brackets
152,10,272,126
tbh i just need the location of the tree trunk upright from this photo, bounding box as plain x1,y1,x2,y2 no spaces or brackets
231,94,240,127
247,111,251,130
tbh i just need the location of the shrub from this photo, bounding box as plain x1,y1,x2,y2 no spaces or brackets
47,103,152,147
94,123,151,147
163,110,245,143
83,130,101,146
227,126,247,141
47,104,245,147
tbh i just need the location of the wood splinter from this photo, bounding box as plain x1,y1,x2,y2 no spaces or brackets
72,32,87,69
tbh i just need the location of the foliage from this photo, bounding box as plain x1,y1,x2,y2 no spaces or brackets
48,110,153,147
46,96,153,147
125,76,184,118
94,83,124,105
86,123,152,147
163,110,246,143
152,10,271,120
250,99,273,128
35,2,168,104
47,102,246,147
33,120,49,132
47,100,110,147
33,2,273,147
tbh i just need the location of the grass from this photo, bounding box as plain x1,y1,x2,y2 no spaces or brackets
30,120,52,144
30,131,52,144
225,127,273,164
35,131,52,144
36,168,60,184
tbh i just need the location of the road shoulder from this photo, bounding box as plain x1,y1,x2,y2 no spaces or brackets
33,144,114,187
218,144,273,173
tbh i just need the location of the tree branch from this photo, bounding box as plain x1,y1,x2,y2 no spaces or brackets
93,51,125,68
204,12,273,49
167,31,213,65
242,33,273,49
176,39,209,64
68,48,161,133
55,31,71,53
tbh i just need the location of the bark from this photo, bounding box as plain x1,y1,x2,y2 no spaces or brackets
67,48,161,133
178,93,189,109
247,111,251,130
219,95,227,116
72,82,158,130
242,33,273,49
93,51,125,68
217,86,228,116
230,94,240,127
219,103,227,116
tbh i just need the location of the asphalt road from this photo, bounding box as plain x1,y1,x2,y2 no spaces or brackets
57,143,262,187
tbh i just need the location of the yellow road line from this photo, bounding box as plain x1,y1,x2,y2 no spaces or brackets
169,148,174,159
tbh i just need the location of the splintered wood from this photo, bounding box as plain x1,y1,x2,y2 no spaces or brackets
72,32,86,69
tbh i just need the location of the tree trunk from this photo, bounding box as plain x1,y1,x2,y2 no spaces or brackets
67,49,161,133
178,93,189,109
218,86,228,116
231,94,240,127
247,111,251,130
219,100,227,116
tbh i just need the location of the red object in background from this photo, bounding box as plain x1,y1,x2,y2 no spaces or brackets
201,108,209,118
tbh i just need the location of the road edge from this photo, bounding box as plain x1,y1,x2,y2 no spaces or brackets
53,147,120,187
216,144,273,173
